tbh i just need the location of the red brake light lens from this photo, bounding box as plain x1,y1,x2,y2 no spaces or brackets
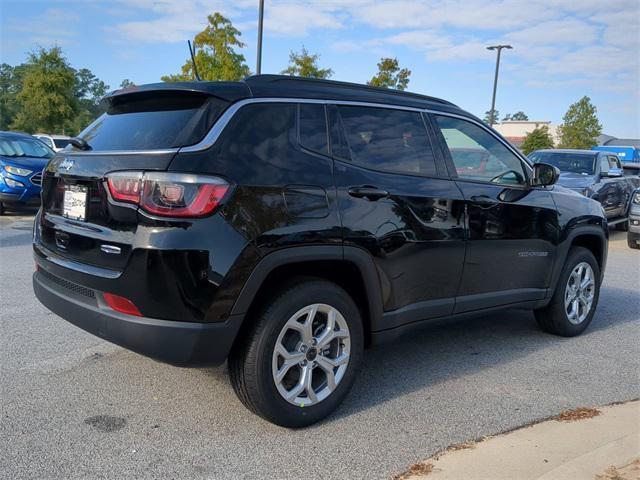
106,172,229,218
103,292,142,317
106,174,142,203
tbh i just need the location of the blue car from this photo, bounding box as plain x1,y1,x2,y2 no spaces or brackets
0,131,54,215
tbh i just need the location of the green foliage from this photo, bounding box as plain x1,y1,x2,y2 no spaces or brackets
483,110,499,125
367,57,411,91
557,96,602,149
119,79,136,89
503,111,528,121
162,13,250,82
68,67,109,134
1,47,110,135
281,46,333,79
0,63,28,130
520,126,554,155
11,47,78,134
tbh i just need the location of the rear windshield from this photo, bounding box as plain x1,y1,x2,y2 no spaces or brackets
529,151,596,175
77,92,228,151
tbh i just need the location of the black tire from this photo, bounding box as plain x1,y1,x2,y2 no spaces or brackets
228,277,364,428
0,202,4,216
534,247,600,337
628,233,640,249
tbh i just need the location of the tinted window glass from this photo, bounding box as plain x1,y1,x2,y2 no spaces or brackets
530,151,596,175
78,92,228,151
218,103,296,163
435,115,526,185
299,104,328,155
53,139,71,149
328,105,350,160
338,106,437,175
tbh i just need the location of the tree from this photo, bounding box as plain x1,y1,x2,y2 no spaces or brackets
520,126,554,155
557,96,602,149
162,13,250,82
11,47,77,134
0,63,28,130
68,67,109,133
119,79,135,89
367,57,411,91
483,110,499,125
503,111,528,121
281,46,333,79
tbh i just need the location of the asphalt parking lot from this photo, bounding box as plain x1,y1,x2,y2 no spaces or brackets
1,210,638,480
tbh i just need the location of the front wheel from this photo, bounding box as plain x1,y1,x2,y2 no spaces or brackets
229,278,364,427
535,247,601,337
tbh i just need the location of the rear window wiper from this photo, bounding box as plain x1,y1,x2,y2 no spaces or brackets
69,137,92,151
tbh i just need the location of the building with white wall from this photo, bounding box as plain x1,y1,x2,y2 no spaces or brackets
493,121,560,148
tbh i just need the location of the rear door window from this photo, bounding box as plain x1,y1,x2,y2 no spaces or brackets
337,106,437,176
298,104,328,155
78,92,229,151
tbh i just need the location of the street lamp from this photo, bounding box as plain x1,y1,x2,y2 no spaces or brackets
486,44,512,127
256,0,265,74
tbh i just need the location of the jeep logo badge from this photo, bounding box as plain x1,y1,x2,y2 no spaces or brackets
59,158,74,171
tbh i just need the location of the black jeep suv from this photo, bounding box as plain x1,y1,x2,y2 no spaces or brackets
33,75,608,427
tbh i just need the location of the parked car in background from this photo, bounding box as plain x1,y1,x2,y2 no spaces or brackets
592,145,640,164
627,188,640,249
34,134,72,152
528,149,635,229
0,131,54,214
33,75,609,427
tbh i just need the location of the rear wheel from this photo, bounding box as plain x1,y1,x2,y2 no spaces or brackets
228,278,364,427
535,247,600,337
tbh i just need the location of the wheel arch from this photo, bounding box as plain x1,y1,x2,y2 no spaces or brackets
229,246,383,347
550,225,608,294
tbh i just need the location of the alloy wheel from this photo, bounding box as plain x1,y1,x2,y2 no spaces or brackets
272,303,351,407
564,262,595,325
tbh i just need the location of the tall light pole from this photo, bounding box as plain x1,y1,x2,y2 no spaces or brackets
486,44,512,127
256,0,265,74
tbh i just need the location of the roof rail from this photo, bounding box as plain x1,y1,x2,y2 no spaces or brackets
244,74,456,107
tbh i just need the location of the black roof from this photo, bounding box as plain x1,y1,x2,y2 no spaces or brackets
105,75,468,118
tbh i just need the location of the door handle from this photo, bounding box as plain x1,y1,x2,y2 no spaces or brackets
347,186,389,201
470,195,499,206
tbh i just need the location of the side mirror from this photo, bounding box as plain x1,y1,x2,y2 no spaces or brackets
531,163,560,187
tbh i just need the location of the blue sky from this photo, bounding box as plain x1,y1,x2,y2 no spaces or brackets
1,0,639,137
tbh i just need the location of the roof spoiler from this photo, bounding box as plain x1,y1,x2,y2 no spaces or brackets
102,81,251,104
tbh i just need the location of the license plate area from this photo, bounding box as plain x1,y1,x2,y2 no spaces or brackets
63,184,88,221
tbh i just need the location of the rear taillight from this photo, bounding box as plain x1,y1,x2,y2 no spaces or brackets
106,172,229,218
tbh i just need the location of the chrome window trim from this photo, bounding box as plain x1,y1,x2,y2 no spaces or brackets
56,96,530,172
60,148,179,156
179,97,532,173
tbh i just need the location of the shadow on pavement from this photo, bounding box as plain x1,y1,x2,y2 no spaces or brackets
328,284,638,421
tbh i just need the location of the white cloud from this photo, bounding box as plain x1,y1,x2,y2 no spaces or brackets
6,8,80,47
263,3,344,36
103,0,639,97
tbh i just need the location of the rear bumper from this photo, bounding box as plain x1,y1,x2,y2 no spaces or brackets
33,269,243,367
